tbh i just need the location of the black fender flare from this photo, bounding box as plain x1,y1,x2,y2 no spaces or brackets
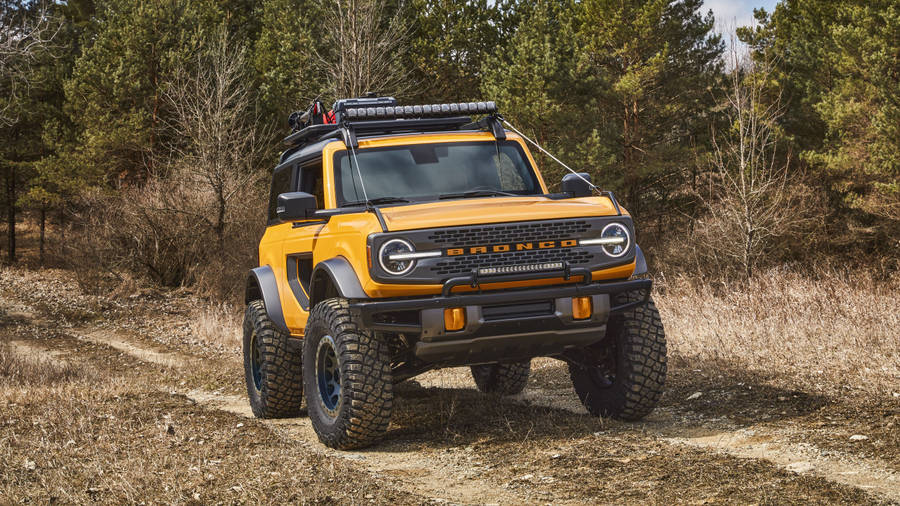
633,245,648,276
245,266,289,334
309,257,368,306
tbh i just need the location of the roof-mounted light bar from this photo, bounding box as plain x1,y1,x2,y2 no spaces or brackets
342,101,497,121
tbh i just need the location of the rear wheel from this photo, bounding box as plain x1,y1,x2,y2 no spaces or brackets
243,300,303,418
303,298,393,449
568,291,666,420
471,361,530,395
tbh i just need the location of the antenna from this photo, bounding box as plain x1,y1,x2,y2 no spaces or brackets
501,119,600,195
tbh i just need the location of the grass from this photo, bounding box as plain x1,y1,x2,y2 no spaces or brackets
189,301,243,350
185,266,900,401
656,268,900,400
2,263,896,504
0,343,85,386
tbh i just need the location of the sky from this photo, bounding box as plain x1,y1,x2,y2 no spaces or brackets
705,0,780,31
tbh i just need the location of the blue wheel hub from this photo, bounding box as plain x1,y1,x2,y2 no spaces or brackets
316,335,341,415
250,329,262,390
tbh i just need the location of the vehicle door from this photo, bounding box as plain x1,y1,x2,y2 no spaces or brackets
280,157,327,335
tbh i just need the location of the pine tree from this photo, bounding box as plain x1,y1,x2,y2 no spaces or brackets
253,0,324,128
407,0,513,103
64,0,222,184
481,0,586,187
742,0,900,250
576,0,722,218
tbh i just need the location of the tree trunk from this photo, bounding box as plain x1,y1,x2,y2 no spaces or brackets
5,165,15,264
39,206,46,266
216,187,226,254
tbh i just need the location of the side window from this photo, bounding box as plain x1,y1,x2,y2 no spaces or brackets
268,167,292,222
297,159,325,210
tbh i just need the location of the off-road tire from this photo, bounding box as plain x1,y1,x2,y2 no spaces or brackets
243,300,303,418
471,361,530,395
303,297,393,449
568,291,666,420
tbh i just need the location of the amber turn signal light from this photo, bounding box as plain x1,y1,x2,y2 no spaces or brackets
444,307,466,332
572,296,592,320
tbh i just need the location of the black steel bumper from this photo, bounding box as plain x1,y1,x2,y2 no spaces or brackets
349,268,651,366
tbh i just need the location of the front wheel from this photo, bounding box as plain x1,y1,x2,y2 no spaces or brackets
303,298,393,449
568,291,666,421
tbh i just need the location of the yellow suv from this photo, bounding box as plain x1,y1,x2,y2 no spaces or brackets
243,97,666,449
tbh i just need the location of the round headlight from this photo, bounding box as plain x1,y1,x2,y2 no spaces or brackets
600,223,631,257
379,239,416,275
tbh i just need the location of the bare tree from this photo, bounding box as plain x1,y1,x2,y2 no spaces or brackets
162,27,271,253
698,35,803,278
319,0,410,99
0,1,57,126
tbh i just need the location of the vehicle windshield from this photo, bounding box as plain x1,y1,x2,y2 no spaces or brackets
333,140,541,206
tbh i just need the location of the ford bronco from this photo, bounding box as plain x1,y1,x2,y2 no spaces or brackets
243,97,666,449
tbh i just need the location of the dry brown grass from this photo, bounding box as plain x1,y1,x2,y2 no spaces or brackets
189,301,243,350
0,359,414,504
0,343,84,386
656,268,900,399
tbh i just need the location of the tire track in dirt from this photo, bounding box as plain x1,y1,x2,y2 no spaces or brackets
75,329,185,368
8,339,70,362
20,326,549,505
665,430,899,502
416,366,900,503
5,305,897,504
184,389,540,505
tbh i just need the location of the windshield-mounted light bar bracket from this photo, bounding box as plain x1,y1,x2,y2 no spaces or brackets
341,125,358,149
486,115,506,141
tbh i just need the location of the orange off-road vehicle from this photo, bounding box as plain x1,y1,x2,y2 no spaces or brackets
243,97,666,449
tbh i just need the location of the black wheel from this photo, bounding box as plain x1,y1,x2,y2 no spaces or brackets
303,298,393,449
568,291,666,420
471,361,530,395
243,300,303,418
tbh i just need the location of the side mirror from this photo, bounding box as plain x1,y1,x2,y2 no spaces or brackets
276,192,318,221
561,173,593,198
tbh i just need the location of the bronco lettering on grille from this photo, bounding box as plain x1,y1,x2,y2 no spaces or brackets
446,239,578,256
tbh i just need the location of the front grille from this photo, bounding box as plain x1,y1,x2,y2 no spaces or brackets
427,220,593,248
431,248,593,276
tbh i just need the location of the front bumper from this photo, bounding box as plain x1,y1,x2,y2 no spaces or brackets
349,269,651,366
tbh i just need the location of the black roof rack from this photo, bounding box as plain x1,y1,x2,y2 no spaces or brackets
281,97,502,151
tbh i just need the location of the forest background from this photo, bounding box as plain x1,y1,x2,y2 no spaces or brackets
2,0,897,299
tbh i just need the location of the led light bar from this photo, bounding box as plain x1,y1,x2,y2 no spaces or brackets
387,251,442,261
478,262,564,276
579,237,627,246
343,101,497,120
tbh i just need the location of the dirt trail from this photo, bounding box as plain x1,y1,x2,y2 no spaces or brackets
667,430,899,501
8,339,70,362
416,365,900,503
10,325,544,505
185,388,540,505
74,329,186,368
2,294,897,504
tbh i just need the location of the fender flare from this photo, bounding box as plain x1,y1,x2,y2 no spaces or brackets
245,266,289,334
309,257,368,306
633,245,648,276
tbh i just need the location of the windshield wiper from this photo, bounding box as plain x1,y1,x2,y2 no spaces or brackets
342,196,411,207
438,189,518,200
